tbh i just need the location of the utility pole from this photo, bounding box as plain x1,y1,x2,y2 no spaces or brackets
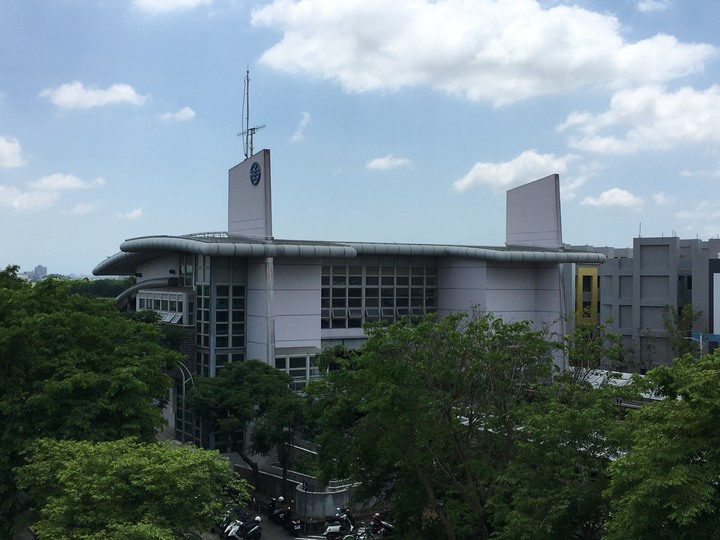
238,68,266,159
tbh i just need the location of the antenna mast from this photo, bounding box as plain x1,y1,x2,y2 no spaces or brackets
238,68,266,159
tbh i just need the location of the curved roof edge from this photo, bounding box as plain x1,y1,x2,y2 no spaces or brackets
94,234,607,276
346,242,607,263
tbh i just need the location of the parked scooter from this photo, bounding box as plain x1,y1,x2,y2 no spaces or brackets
226,515,262,540
281,506,303,537
370,513,395,537
267,496,283,515
269,501,288,525
220,508,252,539
323,507,355,540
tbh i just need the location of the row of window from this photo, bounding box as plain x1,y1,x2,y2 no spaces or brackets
137,291,187,324
276,355,321,391
195,284,246,349
321,261,438,328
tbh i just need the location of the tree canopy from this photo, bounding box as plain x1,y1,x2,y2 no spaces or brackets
308,313,556,539
16,437,249,540
0,269,181,536
605,352,720,539
306,313,641,540
187,359,305,495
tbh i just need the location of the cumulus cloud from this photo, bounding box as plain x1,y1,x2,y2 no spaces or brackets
680,168,720,178
366,154,412,171
251,0,715,106
453,150,577,193
160,106,196,122
0,135,24,168
581,188,643,207
559,85,720,154
40,81,148,110
118,208,143,220
28,173,106,191
290,112,311,142
653,192,674,205
0,185,60,211
637,0,671,13
132,0,212,14
0,173,106,212
676,202,720,220
560,161,605,201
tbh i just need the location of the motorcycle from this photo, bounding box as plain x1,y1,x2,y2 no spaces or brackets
220,508,252,539
226,515,262,540
269,502,287,525
322,507,355,540
370,514,395,537
281,506,303,537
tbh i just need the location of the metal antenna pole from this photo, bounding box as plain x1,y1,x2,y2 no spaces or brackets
237,68,265,159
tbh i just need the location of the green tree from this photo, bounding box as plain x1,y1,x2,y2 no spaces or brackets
187,359,305,495
0,275,179,536
16,437,249,539
564,320,625,372
663,304,702,358
68,276,136,299
605,352,720,539
306,312,556,540
490,372,634,540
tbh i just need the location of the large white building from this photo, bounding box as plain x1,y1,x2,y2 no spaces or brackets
94,150,605,444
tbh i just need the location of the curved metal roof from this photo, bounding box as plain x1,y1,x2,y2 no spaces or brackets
93,232,607,276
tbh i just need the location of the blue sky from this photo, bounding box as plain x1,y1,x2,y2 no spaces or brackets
2,0,720,275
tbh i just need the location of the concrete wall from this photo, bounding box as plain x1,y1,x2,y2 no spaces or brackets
136,253,179,280
273,259,322,349
228,149,272,238
506,174,562,249
437,257,488,313
246,258,274,364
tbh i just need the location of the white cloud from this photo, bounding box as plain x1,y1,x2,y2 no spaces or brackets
680,168,720,178
290,111,311,142
676,202,720,220
560,161,606,201
653,192,674,205
637,0,671,13
366,154,412,171
160,106,196,121
132,0,212,14
65,202,102,215
0,173,105,212
453,150,577,193
252,0,715,106
0,135,25,168
28,173,105,191
559,85,720,154
581,188,643,207
40,81,148,110
118,208,143,220
0,185,60,211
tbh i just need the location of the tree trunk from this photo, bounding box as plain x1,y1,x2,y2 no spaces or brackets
234,443,260,488
417,467,456,540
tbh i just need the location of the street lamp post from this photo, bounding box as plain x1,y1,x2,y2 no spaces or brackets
685,333,704,357
176,360,195,443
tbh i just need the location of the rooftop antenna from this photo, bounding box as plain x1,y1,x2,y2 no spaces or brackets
238,68,266,159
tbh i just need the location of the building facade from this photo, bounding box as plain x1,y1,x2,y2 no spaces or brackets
94,150,605,444
571,237,720,371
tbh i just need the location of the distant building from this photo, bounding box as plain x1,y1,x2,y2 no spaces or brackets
20,264,48,281
94,150,605,446
569,237,720,370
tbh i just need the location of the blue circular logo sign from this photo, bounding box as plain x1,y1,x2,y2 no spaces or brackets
250,162,261,186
